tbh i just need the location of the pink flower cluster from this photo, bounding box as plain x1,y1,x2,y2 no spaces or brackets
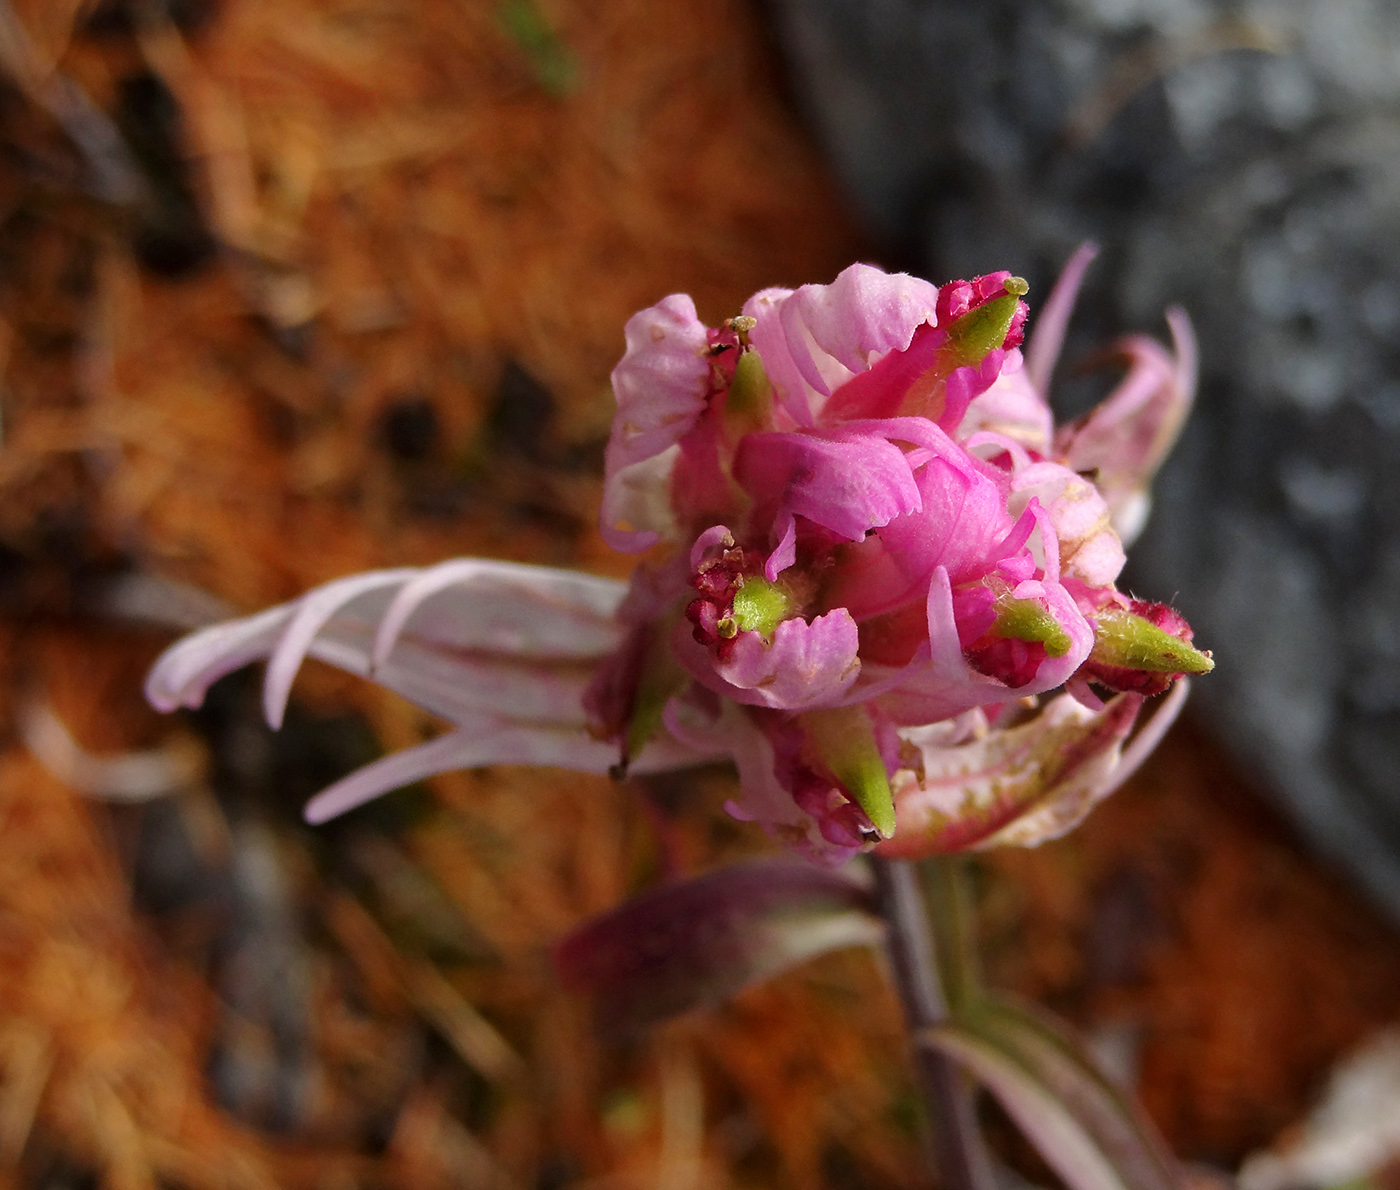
145,247,1208,865
587,248,1208,861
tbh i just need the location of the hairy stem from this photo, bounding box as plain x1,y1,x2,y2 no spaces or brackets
871,855,996,1190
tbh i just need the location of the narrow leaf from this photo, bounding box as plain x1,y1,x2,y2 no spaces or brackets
555,858,881,1035
923,997,1180,1190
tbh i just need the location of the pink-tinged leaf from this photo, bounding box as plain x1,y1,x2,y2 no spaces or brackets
554,858,881,1034
876,690,1151,858
923,996,1180,1190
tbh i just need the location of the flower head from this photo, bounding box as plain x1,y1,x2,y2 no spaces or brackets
146,249,1208,864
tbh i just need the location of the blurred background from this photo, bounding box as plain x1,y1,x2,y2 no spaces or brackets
1,1,1399,1188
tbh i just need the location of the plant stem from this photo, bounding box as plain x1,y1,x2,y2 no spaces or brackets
871,855,996,1190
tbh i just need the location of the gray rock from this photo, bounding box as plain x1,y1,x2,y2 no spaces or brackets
772,0,1400,917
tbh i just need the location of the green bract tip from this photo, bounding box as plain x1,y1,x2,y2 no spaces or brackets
947,291,1022,368
800,706,897,839
1090,608,1214,674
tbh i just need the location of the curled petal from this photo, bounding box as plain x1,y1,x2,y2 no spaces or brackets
877,689,1155,858
146,570,415,716
1024,241,1099,396
145,561,628,728
689,524,736,570
712,609,862,711
1055,310,1197,545
602,295,711,550
744,265,940,424
303,716,719,824
860,567,1009,725
792,264,942,377
866,567,1093,726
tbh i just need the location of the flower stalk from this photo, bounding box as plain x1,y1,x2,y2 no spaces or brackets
872,855,996,1190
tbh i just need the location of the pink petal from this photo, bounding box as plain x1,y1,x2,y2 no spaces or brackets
941,349,1007,432
863,566,1093,726
1010,462,1125,589
957,351,1054,454
712,609,862,710
601,295,711,551
661,690,868,866
864,456,1014,606
734,428,924,544
744,265,940,424
861,567,1008,725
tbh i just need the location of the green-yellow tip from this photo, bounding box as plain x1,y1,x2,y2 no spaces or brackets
1090,609,1214,675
